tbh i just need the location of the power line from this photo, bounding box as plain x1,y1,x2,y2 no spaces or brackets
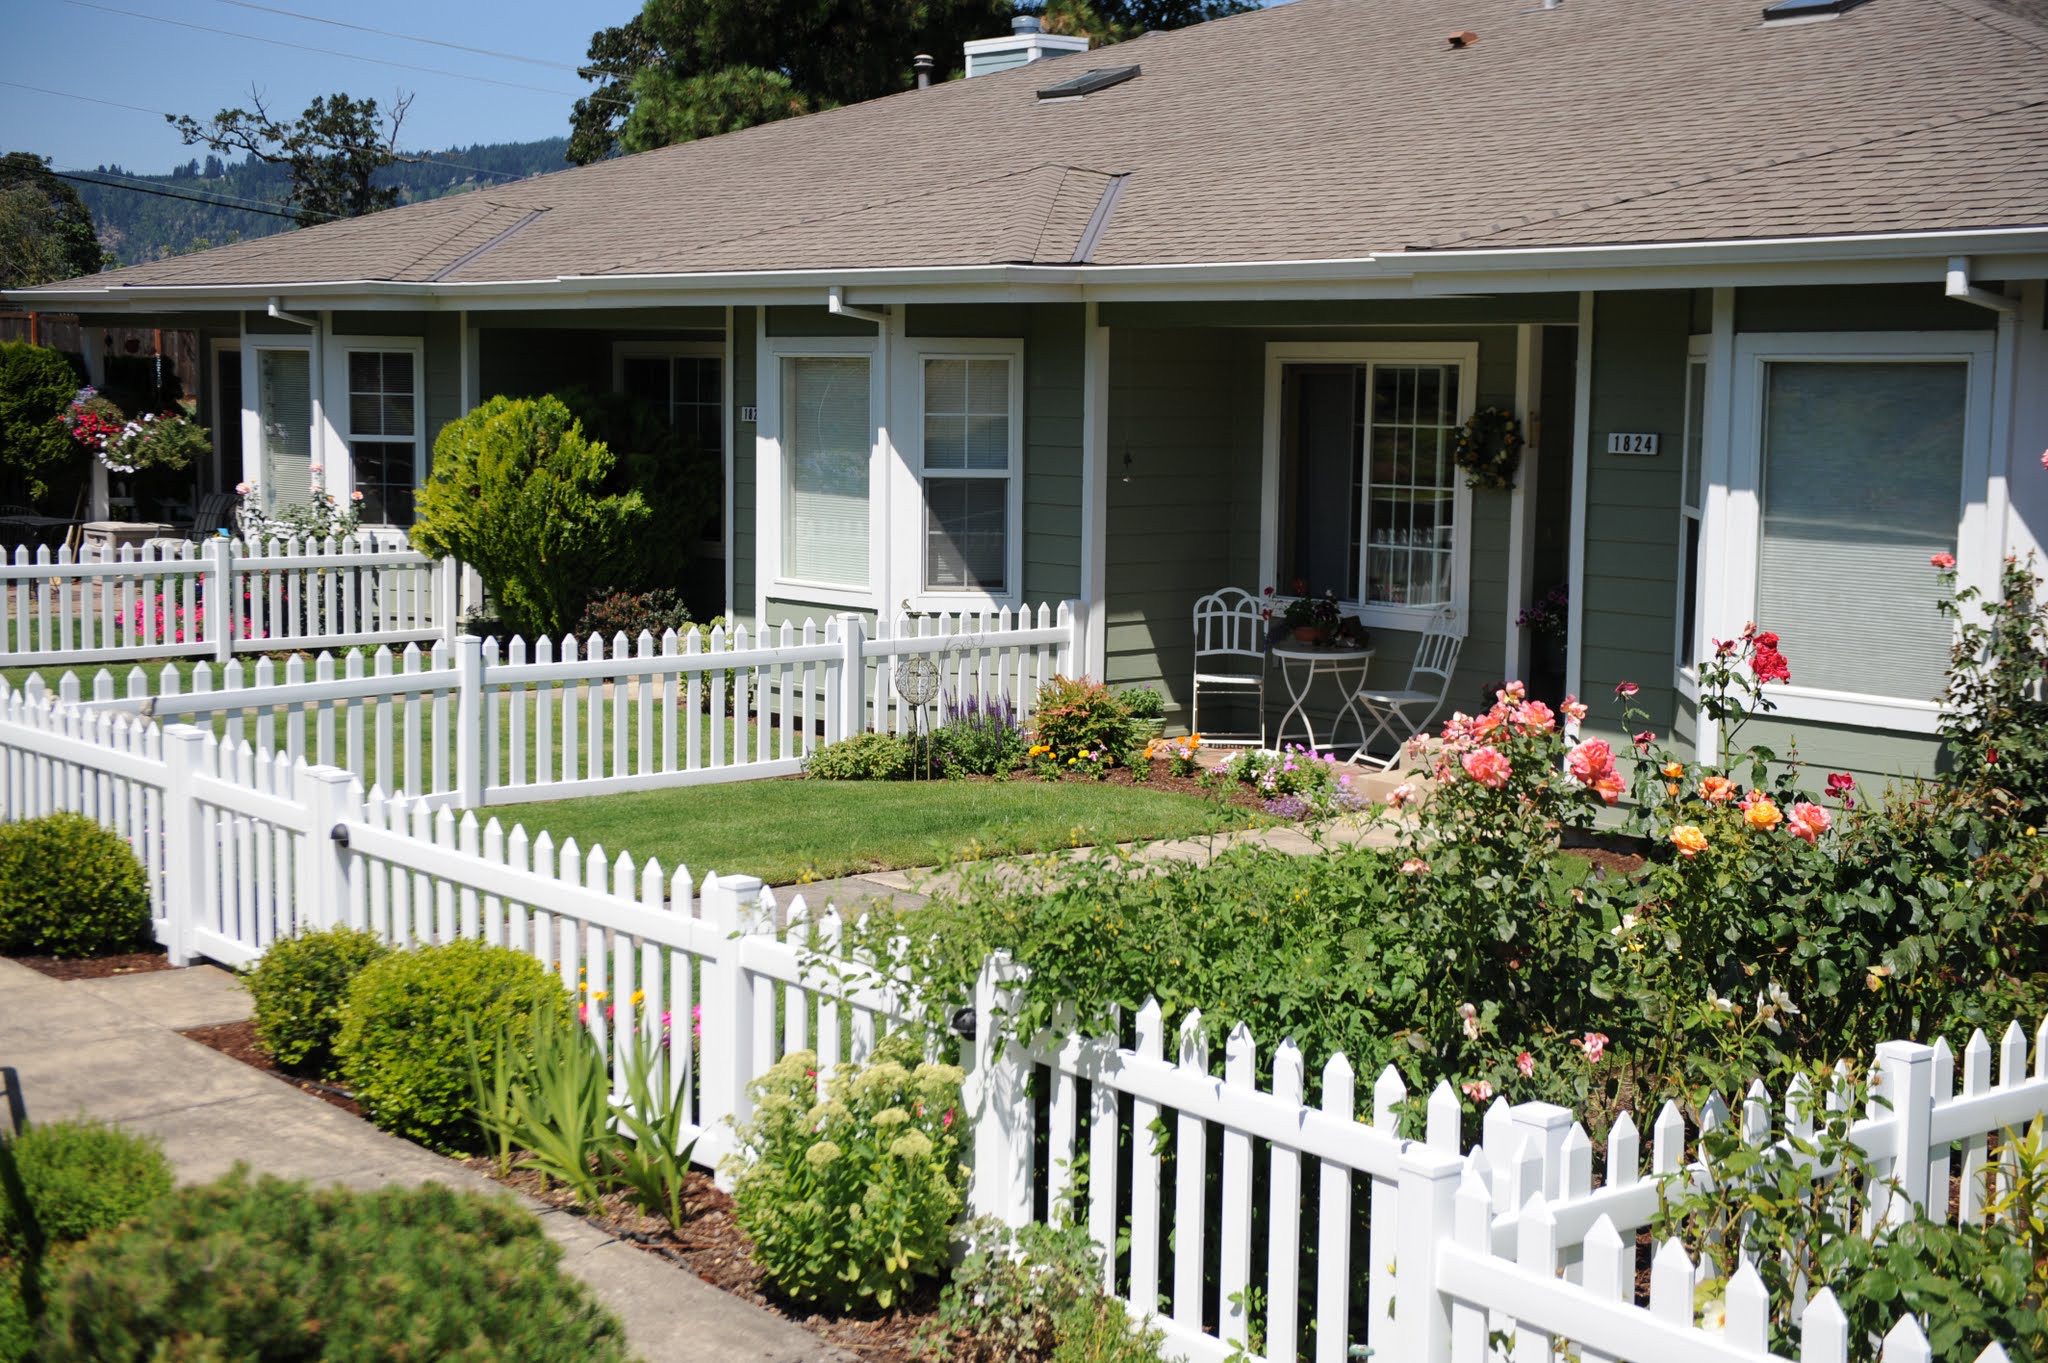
0,80,532,183
213,0,583,73
60,0,629,106
55,170,318,222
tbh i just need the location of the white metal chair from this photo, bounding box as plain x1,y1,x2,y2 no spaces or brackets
1191,587,1267,745
1354,607,1462,769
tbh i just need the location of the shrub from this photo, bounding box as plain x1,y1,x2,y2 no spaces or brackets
336,939,573,1151
1937,554,2048,824
927,693,1026,778
727,1038,965,1311
928,1217,1172,1363
243,926,390,1076
32,1170,633,1362
0,813,150,958
573,585,693,642
0,341,81,503
0,1119,172,1256
411,395,651,640
552,385,719,592
1118,685,1165,720
804,730,912,781
1029,675,1138,774
1215,743,1363,818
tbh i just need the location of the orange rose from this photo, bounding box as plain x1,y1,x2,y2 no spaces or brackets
1743,798,1783,832
1660,761,1685,780
1671,824,1709,858
1700,776,1736,804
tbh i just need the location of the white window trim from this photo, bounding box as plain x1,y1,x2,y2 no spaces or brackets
1674,335,1711,690
757,334,885,612
240,333,318,513
611,339,727,555
1258,340,1479,637
890,338,1026,612
325,334,426,529
1710,329,1995,735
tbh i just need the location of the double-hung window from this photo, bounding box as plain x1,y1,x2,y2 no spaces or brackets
616,343,724,543
343,348,420,526
1717,331,1992,729
1263,342,1476,629
918,353,1019,597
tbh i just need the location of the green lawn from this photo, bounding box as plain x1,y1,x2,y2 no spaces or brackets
507,778,1259,886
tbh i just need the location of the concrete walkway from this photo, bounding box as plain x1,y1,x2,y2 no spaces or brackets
0,958,848,1363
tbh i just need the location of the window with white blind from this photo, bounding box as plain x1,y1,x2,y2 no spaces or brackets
920,355,1017,595
780,355,871,587
343,349,419,525
255,347,313,512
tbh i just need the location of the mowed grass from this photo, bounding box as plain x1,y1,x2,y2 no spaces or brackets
510,777,1259,886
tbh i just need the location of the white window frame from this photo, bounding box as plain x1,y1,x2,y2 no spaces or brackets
611,339,726,554
758,335,884,611
890,338,1026,612
1713,329,1996,734
326,335,426,528
1258,340,1478,636
1674,336,1711,694
240,334,317,514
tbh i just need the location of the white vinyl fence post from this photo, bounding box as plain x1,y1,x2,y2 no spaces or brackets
206,537,234,663
1876,1040,1936,1223
299,765,362,931
159,724,209,965
1395,1144,1464,1363
1509,1100,1575,1201
1058,600,1080,677
453,634,484,807
966,952,1034,1229
700,872,765,1182
437,557,460,645
834,612,865,741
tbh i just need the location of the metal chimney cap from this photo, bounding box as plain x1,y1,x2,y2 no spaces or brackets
1013,13,1043,34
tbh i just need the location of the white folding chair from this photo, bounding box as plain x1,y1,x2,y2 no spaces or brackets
1355,607,1462,769
1191,587,1267,745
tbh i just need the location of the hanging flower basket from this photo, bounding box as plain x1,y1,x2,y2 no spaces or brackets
1452,406,1524,491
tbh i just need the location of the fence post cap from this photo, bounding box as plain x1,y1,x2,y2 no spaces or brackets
1509,1099,1576,1131
160,723,210,743
1874,1038,1937,1063
717,873,766,894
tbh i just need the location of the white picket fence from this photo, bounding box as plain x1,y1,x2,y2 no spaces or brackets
33,600,1078,807
0,536,458,666
0,682,2038,1363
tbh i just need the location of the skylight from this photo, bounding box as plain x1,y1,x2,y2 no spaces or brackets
1036,64,1140,100
1761,0,1869,22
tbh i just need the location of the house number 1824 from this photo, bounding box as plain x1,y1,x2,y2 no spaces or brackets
1606,432,1659,455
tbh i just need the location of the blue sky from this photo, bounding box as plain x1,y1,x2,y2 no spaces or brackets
0,0,644,173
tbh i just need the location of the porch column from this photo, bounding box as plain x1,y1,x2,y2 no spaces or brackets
2008,281,2048,567
1079,302,1110,677
1505,324,1543,682
1696,286,1737,762
82,326,110,520
1565,294,1593,715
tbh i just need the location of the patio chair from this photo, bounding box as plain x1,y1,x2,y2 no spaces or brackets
1353,607,1462,769
1191,587,1267,745
187,491,240,539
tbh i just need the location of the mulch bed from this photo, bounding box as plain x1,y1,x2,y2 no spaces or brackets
178,1019,367,1118
467,1161,941,1363
7,947,172,980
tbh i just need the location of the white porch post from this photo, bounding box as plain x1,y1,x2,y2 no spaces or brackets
1565,293,1593,715
1505,323,1543,682
82,326,110,520
1696,286,1737,762
1079,302,1110,678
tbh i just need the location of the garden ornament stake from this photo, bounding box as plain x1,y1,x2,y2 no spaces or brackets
894,654,943,779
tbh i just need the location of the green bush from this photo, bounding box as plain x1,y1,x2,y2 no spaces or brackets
0,1119,172,1256
0,813,150,958
336,939,573,1151
0,341,81,504
243,926,391,1076
928,1217,1172,1363
803,730,912,781
1117,685,1165,720
32,1170,633,1363
726,1037,965,1311
1028,676,1139,774
927,693,1026,779
574,585,693,642
410,395,651,640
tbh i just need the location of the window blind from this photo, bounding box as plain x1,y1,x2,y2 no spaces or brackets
1755,361,1964,701
258,349,313,512
782,356,870,586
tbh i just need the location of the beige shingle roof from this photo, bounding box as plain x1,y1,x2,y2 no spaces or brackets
25,0,2048,294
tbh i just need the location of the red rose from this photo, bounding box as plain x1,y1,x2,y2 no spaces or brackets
1754,632,1778,649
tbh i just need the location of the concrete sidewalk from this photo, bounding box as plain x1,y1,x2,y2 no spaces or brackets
0,958,847,1363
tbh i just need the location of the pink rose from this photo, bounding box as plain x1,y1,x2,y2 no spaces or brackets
1400,857,1430,875
1461,746,1512,790
1461,1079,1494,1104
1565,738,1616,786
1516,1051,1535,1078
1931,552,1956,570
1574,1031,1609,1063
1560,695,1589,725
1787,801,1832,844
1513,699,1555,734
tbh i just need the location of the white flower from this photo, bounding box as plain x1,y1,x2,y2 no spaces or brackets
1459,1001,1481,1041
1764,980,1799,1017
1707,987,1738,1014
1610,913,1638,937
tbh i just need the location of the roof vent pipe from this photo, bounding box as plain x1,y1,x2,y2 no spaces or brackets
913,53,935,87
1013,13,1043,34
1945,256,2018,315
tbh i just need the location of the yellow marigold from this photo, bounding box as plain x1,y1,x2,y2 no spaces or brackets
1670,824,1709,858
630,989,645,1007
1743,798,1783,832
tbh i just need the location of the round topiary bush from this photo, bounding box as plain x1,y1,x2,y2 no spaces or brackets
0,1119,173,1256
335,939,572,1151
243,926,390,1076
32,1170,633,1363
0,814,150,959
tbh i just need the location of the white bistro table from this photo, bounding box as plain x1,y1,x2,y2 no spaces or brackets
1269,641,1377,759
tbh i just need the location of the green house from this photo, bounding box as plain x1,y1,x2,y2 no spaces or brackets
11,0,2047,788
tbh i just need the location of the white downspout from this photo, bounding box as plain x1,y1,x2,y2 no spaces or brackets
1945,257,2019,316
1945,258,2020,576
827,286,889,327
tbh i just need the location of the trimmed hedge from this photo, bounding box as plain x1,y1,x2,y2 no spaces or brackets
0,813,150,958
243,926,391,1075
0,1119,172,1257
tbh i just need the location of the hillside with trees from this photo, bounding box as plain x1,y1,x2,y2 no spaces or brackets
73,137,569,267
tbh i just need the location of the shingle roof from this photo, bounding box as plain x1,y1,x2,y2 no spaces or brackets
25,0,2048,294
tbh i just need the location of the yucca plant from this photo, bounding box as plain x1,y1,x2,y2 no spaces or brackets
467,1008,614,1207
610,1034,697,1227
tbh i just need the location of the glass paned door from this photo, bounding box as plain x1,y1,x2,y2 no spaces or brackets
256,349,313,513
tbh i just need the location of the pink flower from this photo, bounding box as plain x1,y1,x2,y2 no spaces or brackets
1462,746,1512,790
1513,699,1556,733
1387,783,1415,809
1825,771,1856,808
1515,1051,1535,1078
1565,738,1616,786
1573,1031,1609,1064
1401,857,1430,875
1615,681,1640,699
1633,729,1656,754
1787,801,1832,844
1560,695,1589,725
1461,1079,1494,1104
235,481,251,496
1931,552,1956,570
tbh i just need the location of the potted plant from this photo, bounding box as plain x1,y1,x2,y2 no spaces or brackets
1273,584,1342,644
1119,685,1166,741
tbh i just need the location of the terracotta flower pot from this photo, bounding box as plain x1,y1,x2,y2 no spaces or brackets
1292,625,1322,643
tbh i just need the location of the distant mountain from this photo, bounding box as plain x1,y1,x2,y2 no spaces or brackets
75,137,571,267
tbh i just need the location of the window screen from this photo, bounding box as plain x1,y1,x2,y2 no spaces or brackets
1755,360,1964,700
782,356,870,586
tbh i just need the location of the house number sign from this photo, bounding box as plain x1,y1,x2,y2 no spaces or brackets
1606,432,1659,455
